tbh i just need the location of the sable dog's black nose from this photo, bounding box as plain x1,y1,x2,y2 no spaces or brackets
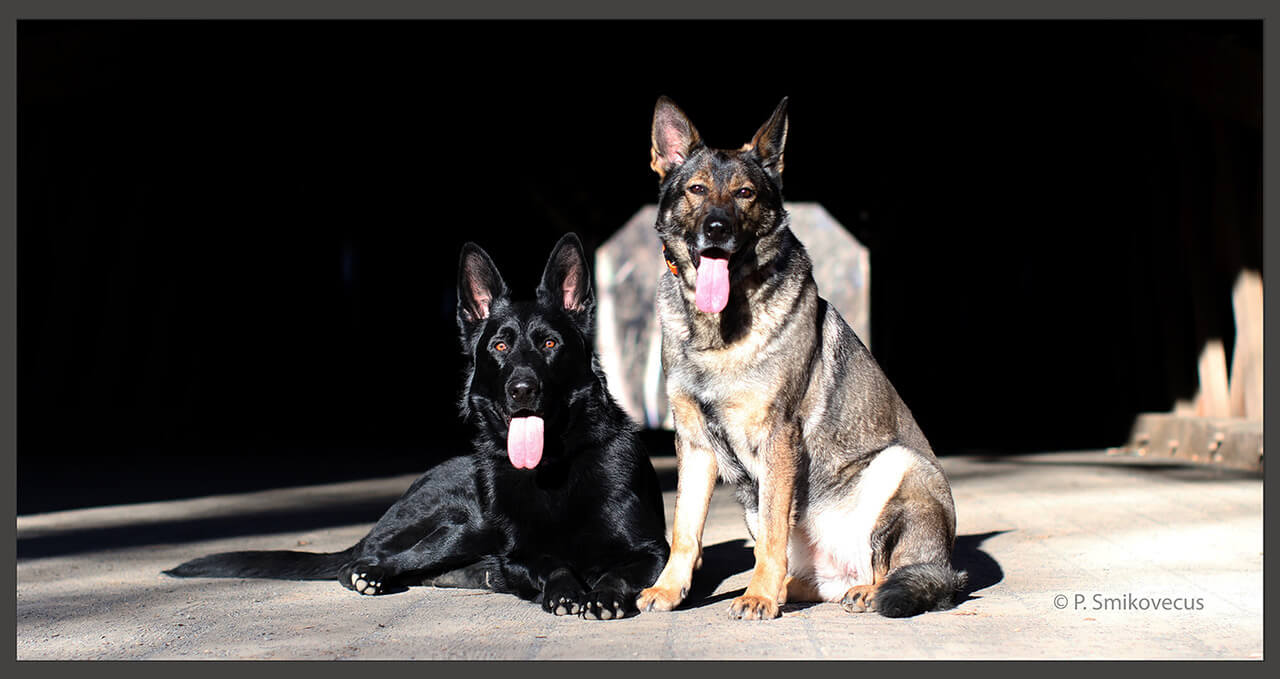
704,217,729,240
508,380,539,402
702,207,734,243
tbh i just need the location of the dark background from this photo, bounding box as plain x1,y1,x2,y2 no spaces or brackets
18,21,1261,514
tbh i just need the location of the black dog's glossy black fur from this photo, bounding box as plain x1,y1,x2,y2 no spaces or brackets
166,234,670,620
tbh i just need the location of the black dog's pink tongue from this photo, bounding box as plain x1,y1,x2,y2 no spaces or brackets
507,416,544,469
695,257,730,313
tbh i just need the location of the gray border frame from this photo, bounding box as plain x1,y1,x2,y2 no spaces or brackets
5,0,1274,673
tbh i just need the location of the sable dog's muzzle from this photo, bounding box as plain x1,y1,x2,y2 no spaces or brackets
697,207,738,254
691,208,739,314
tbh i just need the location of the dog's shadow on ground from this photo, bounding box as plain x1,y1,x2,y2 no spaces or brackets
952,530,1007,605
679,531,1007,612
680,539,755,609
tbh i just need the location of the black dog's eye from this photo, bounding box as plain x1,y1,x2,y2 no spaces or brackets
543,339,557,349
687,184,708,196
494,341,508,352
735,187,755,199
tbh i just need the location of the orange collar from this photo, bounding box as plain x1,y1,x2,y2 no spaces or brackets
661,244,679,276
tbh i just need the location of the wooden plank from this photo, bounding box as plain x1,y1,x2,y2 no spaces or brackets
1228,269,1263,420
1119,412,1262,472
1195,339,1231,418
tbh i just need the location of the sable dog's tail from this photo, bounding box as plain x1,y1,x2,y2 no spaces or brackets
875,563,968,618
163,546,357,581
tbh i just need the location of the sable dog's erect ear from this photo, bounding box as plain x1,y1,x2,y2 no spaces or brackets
457,243,509,325
650,96,703,179
749,97,789,184
538,233,594,319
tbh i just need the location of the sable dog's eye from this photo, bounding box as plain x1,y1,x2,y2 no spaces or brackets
494,342,507,352
687,184,708,196
543,339,557,349
735,187,755,199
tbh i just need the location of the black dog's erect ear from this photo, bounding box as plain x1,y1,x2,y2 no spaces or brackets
457,243,509,325
537,233,594,318
650,96,703,180
749,97,789,184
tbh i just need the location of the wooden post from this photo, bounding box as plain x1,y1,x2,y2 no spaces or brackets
1228,269,1263,420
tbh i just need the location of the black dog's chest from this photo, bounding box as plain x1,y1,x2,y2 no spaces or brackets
492,470,588,543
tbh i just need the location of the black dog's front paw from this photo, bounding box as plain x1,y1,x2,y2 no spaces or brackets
339,563,387,596
541,567,586,616
581,589,632,621
542,587,585,616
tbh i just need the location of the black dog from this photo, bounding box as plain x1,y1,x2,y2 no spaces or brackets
166,234,670,620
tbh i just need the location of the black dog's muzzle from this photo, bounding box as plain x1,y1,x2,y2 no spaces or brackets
505,369,542,415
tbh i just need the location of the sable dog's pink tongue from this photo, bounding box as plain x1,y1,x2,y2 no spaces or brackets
695,257,730,313
507,416,544,469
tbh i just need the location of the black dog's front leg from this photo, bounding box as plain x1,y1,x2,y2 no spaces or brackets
541,567,589,616
581,547,669,620
484,554,587,616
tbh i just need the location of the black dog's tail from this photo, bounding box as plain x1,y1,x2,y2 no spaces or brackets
875,563,968,618
164,546,357,581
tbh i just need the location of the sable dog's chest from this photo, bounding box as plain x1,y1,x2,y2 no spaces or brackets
657,261,819,485
667,344,798,487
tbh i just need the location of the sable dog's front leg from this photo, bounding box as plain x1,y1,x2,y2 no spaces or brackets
637,397,718,612
729,426,799,620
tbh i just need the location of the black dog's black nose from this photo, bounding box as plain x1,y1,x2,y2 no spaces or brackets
508,380,539,402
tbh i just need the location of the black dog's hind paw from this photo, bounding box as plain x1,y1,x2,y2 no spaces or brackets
340,564,387,596
581,589,631,621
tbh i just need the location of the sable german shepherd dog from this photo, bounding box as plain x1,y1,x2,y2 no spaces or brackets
635,97,966,620
167,234,670,620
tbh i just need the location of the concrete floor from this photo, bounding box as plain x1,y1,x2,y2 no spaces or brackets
16,451,1263,660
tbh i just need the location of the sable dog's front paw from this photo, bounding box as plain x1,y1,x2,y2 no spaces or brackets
339,564,386,596
636,584,687,612
728,594,780,620
581,589,631,620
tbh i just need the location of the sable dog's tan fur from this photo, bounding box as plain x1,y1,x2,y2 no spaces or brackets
636,97,966,620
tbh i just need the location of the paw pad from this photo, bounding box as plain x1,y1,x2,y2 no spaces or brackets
350,571,383,596
543,591,584,616
582,596,625,620
728,594,780,620
551,596,581,616
839,588,873,613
